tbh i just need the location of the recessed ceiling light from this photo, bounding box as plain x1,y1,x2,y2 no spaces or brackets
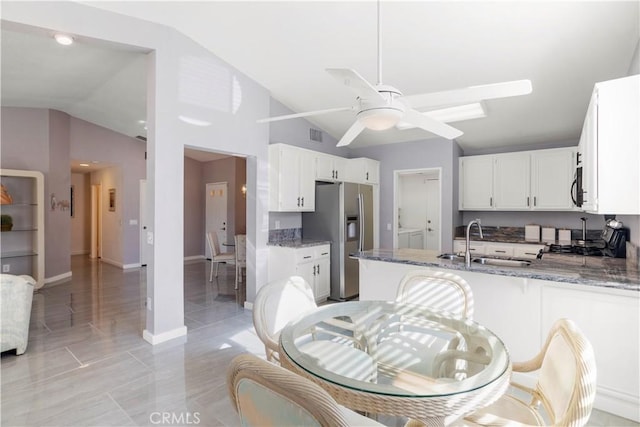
138,120,146,124
54,34,74,46
79,163,90,167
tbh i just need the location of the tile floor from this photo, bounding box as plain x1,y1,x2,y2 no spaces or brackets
1,256,637,426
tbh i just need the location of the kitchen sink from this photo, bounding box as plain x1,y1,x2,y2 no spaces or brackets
437,253,463,260
472,257,531,267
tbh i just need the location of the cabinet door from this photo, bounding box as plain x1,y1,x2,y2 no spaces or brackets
363,159,379,184
298,150,315,211
295,260,316,291
494,153,530,210
275,145,302,210
315,257,331,301
459,156,494,209
531,148,576,210
315,153,336,181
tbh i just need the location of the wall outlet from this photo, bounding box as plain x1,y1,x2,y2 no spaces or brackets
387,223,392,231
2,264,9,273
147,231,154,245
275,220,281,229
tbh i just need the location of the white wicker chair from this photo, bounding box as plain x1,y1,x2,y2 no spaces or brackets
395,269,474,317
253,276,377,382
0,274,35,355
461,318,597,427
227,354,383,426
206,231,235,282
374,270,474,379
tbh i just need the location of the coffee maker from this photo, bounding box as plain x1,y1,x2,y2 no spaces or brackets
602,218,628,258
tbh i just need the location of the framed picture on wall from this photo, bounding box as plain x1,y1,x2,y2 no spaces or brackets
109,188,116,212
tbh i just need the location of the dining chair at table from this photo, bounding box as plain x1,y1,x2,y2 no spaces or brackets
253,276,377,382
234,234,247,290
206,231,235,282
460,318,597,427
375,270,475,380
227,354,384,427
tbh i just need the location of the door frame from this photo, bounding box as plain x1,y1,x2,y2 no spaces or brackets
139,179,147,266
90,183,102,259
393,168,442,251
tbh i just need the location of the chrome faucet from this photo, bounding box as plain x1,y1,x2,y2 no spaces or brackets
465,218,484,268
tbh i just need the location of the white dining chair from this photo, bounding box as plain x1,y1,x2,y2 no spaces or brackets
374,270,474,379
253,276,377,382
234,234,246,290
206,231,235,282
227,353,383,427
460,318,597,427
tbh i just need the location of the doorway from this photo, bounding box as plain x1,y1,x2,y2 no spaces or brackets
90,183,102,259
393,168,442,251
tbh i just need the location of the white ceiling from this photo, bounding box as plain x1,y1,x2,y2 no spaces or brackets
2,1,639,153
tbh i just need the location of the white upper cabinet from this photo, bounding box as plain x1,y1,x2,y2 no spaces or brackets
460,147,577,211
494,152,530,210
579,75,639,214
345,158,380,184
531,147,576,210
269,144,315,212
459,155,494,210
315,153,346,182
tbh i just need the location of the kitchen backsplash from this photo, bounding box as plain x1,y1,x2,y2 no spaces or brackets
268,227,301,243
454,225,603,243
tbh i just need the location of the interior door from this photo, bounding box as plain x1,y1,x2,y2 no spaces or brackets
425,178,440,251
205,182,229,257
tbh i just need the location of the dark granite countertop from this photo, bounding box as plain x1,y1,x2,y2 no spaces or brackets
352,248,639,292
268,239,331,248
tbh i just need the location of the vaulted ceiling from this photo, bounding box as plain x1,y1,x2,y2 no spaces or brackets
2,1,638,152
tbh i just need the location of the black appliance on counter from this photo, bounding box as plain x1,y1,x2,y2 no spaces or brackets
602,219,628,258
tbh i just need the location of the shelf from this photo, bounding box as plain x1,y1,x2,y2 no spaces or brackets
0,250,38,259
0,169,44,288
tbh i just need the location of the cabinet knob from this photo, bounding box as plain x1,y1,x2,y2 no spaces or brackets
301,197,304,206
297,197,300,207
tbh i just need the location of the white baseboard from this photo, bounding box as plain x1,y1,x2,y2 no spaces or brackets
100,258,121,268
184,255,205,261
143,326,188,345
44,271,72,285
243,301,253,311
122,263,141,269
71,250,90,256
595,386,640,422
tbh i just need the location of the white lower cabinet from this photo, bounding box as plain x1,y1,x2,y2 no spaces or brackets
268,244,331,303
358,259,639,421
453,240,545,259
541,284,640,421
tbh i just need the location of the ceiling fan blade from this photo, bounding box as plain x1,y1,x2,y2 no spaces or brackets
402,108,463,140
336,121,365,147
326,68,385,101
404,79,532,109
257,106,353,123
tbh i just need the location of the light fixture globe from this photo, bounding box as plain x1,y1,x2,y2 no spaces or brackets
357,107,404,130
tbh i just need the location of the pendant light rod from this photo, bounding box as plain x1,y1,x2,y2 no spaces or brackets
376,0,382,86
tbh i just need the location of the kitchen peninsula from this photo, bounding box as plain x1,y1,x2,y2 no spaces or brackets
354,248,640,422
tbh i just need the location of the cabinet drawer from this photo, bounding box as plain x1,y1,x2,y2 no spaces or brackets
314,245,330,259
453,240,484,255
485,245,514,257
295,247,316,264
514,246,544,259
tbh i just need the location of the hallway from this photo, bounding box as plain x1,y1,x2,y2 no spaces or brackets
1,256,260,426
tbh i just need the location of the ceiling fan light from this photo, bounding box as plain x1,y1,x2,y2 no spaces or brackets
357,108,404,131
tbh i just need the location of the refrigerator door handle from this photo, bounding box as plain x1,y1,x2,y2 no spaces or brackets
358,193,364,252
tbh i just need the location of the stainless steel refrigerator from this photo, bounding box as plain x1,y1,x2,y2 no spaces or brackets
302,182,374,300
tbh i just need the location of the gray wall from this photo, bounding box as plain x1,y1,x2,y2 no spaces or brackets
183,157,204,258
350,138,462,251
70,173,91,255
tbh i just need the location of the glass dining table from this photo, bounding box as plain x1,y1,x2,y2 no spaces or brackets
279,300,511,426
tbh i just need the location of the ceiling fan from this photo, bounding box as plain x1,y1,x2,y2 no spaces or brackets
258,2,532,147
